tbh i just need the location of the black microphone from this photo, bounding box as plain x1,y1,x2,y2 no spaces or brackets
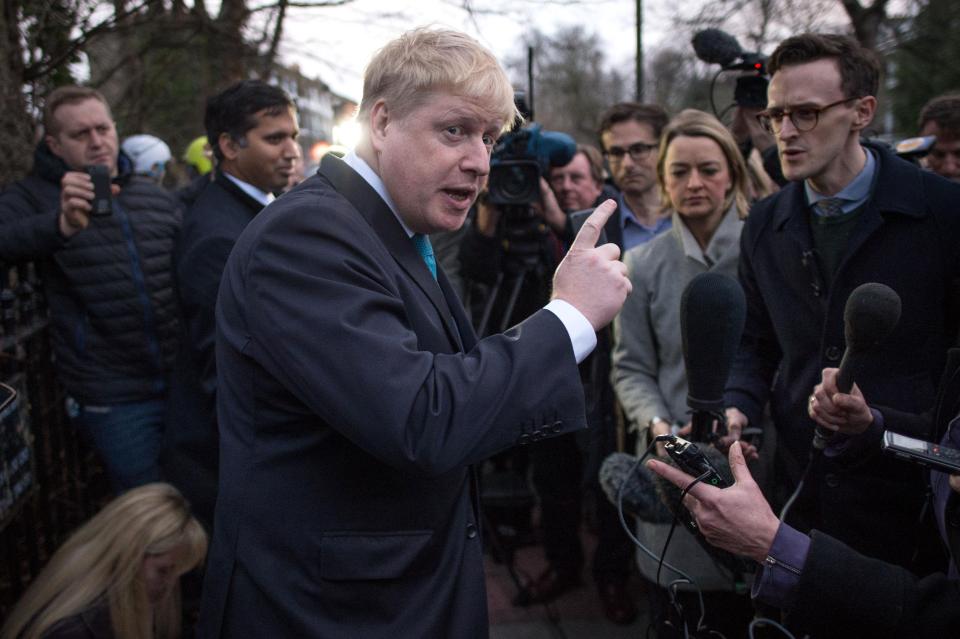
600,448,751,575
600,449,736,523
692,28,743,68
813,282,902,449
680,272,747,442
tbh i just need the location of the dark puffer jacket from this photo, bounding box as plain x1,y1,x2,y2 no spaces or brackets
0,142,180,404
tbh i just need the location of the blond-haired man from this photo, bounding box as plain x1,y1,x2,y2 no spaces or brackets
199,28,630,638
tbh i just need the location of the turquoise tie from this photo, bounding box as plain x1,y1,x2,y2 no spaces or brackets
411,233,437,280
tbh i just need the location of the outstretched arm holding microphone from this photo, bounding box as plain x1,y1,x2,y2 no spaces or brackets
647,441,960,639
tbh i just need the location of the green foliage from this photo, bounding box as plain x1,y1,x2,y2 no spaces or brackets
891,0,960,135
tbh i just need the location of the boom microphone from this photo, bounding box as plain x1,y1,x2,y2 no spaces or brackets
599,452,674,523
813,282,902,449
692,28,743,68
680,272,747,441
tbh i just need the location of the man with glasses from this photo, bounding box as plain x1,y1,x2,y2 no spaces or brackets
724,33,960,578
598,102,671,251
514,107,669,622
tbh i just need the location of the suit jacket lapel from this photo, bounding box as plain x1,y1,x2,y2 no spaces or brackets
318,154,465,349
437,270,473,352
213,169,267,215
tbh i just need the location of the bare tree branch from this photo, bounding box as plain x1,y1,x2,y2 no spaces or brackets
249,0,354,12
24,0,157,82
261,0,288,74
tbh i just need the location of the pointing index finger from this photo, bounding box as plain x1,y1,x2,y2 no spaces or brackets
570,199,616,250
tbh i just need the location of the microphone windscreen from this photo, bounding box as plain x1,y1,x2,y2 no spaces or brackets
599,452,674,523
843,282,902,352
681,272,747,413
691,28,743,67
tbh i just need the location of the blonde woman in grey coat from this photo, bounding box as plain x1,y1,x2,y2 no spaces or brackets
612,109,768,637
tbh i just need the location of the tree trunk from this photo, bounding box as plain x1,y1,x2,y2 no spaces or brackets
0,2,34,184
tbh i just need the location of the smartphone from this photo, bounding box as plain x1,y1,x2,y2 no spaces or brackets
882,430,960,474
84,164,112,216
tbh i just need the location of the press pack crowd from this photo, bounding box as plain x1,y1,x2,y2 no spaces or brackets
1,26,960,639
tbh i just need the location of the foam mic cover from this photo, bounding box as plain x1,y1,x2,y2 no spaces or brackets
681,272,747,413
814,283,901,450
599,452,674,523
836,283,902,393
691,28,743,67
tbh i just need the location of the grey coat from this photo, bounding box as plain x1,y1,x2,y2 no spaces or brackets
611,205,743,589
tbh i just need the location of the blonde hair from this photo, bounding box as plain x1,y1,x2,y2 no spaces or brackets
2,483,207,639
358,27,518,130
656,109,752,220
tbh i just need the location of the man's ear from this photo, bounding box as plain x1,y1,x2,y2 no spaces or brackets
46,134,62,159
368,99,391,153
218,132,241,161
851,96,877,133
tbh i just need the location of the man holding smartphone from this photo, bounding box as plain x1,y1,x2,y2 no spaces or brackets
0,85,181,492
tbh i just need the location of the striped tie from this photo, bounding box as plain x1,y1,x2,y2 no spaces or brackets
411,233,437,279
813,197,845,218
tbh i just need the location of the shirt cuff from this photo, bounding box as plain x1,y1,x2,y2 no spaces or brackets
752,523,810,610
544,299,597,364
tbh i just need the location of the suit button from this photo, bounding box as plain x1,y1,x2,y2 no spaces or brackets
825,346,842,362
552,420,562,433
518,433,530,445
466,523,478,539
824,473,840,488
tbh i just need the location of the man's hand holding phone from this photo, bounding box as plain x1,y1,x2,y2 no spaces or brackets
58,167,118,238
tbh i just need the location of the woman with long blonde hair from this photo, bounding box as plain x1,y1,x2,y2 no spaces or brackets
611,109,756,637
2,483,206,639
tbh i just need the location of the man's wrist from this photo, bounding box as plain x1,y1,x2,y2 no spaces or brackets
57,212,77,239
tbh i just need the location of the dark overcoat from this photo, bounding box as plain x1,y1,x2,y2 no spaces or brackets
725,142,960,568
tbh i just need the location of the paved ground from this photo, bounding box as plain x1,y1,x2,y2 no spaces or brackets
485,530,652,639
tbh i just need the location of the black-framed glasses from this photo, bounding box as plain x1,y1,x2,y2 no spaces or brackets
604,141,658,163
756,97,860,134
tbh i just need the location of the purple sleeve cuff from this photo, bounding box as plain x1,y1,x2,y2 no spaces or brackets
823,408,884,458
752,523,811,609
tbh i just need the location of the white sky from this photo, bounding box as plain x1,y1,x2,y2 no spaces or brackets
276,0,676,101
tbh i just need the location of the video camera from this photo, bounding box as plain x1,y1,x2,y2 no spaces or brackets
692,28,769,110
487,93,577,206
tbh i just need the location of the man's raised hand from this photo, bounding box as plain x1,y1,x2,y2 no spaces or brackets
551,199,631,331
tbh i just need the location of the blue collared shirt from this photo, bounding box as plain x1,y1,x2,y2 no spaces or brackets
805,146,876,215
618,193,672,251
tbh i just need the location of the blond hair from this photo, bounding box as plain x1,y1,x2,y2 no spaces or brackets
1,483,207,639
358,27,517,130
656,109,752,219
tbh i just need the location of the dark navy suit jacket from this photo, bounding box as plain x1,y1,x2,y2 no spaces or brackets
162,171,264,531
198,154,587,638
